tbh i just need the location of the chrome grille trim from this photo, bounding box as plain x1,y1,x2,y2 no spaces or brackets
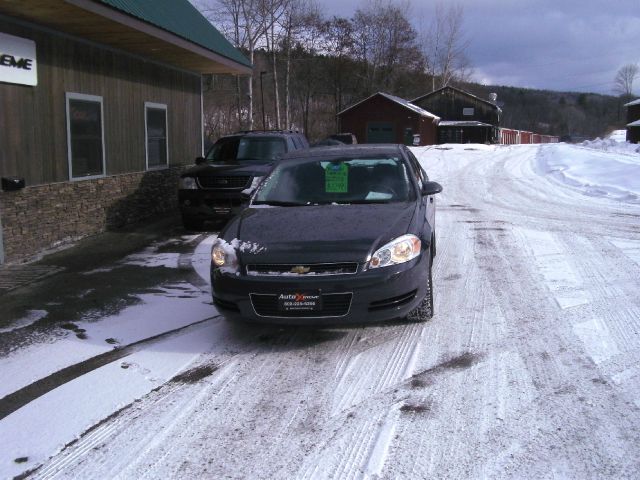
246,262,359,276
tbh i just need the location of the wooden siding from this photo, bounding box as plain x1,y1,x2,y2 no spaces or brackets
414,88,500,126
0,20,201,186
338,95,438,146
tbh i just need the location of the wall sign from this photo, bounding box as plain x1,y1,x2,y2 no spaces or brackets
0,32,37,86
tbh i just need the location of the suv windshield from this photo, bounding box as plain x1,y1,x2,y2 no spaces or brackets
253,156,415,206
206,137,287,163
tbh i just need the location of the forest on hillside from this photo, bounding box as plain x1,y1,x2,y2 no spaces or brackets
197,0,629,143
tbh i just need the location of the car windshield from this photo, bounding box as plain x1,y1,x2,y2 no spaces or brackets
253,156,415,205
206,137,286,163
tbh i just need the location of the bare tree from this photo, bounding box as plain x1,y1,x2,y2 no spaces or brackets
352,0,422,94
201,0,285,130
279,0,319,129
613,63,639,97
421,2,471,90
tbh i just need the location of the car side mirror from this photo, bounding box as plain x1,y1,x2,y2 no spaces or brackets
195,156,206,165
422,181,443,196
240,191,252,202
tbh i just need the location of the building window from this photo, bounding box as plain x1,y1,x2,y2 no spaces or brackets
145,102,168,169
463,107,474,116
66,93,105,180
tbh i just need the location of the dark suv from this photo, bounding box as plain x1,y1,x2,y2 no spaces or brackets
179,130,309,230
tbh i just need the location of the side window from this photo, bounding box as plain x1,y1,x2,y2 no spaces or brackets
290,135,302,149
66,93,105,180
286,136,296,151
145,102,168,169
406,150,427,187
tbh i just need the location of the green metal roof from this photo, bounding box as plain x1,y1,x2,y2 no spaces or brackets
97,0,251,68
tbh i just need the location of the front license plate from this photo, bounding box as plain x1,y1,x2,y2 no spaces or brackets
278,292,323,312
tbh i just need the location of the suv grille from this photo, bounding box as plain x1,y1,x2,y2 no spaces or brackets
250,293,352,318
197,176,251,189
246,263,358,276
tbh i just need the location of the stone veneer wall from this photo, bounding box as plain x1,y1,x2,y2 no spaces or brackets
0,167,183,263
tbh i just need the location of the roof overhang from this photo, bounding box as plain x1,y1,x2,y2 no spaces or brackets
439,121,494,127
0,0,252,75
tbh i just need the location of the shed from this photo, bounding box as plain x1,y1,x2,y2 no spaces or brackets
624,99,640,144
337,92,439,146
0,0,251,263
412,86,501,144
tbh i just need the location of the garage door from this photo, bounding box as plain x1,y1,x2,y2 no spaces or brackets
367,122,394,143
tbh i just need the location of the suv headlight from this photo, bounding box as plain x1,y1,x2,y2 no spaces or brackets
369,234,421,269
179,177,197,190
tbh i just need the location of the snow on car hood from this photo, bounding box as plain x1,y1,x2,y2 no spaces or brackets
229,203,417,264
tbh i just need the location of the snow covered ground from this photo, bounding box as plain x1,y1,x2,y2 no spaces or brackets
1,142,640,479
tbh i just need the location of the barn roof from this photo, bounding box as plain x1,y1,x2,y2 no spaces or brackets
624,99,640,107
338,92,440,121
627,120,640,127
412,86,502,113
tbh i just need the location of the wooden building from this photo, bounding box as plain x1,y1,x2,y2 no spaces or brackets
412,86,502,144
0,0,251,263
337,92,439,146
625,99,640,144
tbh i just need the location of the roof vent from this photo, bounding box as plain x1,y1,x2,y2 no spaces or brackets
489,93,498,103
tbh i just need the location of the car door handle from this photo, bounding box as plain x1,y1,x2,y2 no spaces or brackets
429,197,434,203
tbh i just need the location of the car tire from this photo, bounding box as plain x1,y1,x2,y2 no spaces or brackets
182,217,203,231
406,247,434,322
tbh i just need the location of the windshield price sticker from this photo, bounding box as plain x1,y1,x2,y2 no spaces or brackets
325,163,348,193
278,293,322,311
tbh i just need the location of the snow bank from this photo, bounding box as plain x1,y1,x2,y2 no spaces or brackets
580,137,640,155
536,143,640,203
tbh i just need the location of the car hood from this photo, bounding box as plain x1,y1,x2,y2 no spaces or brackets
226,203,417,264
182,162,274,178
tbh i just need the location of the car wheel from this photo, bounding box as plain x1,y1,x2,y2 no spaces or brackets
406,247,434,322
182,217,203,231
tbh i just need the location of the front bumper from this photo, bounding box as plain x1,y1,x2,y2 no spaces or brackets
210,254,430,325
179,190,247,220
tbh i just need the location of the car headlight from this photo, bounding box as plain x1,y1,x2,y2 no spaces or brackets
211,240,239,273
369,234,421,269
179,177,197,190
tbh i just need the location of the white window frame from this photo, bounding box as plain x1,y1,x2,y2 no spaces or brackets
144,102,169,170
65,92,106,181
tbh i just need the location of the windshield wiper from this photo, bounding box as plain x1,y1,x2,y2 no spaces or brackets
347,199,392,204
252,200,306,207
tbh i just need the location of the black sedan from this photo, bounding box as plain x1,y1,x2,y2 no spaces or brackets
210,144,442,324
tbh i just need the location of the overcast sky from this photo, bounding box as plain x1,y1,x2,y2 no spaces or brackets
316,0,640,95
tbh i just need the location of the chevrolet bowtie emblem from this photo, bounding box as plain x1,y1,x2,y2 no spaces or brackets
291,265,311,274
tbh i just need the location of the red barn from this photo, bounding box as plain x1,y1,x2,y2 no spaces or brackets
337,92,439,146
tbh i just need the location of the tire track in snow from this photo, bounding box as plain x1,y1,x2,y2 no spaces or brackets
35,357,244,479
0,315,220,422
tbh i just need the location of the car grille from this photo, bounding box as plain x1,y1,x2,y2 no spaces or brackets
246,263,358,276
197,175,251,189
368,290,417,311
250,293,352,318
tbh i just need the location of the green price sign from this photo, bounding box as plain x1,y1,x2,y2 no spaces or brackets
325,163,348,193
